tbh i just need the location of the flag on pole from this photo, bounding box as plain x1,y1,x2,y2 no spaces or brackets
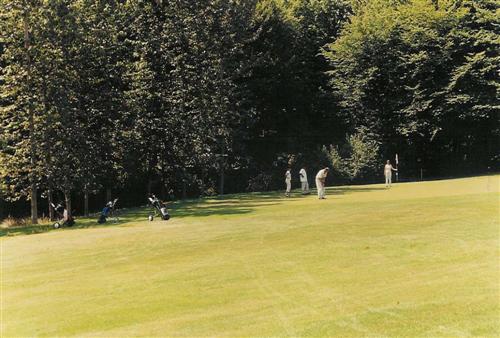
395,153,399,182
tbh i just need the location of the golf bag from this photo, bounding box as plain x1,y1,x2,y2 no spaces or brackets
98,198,119,224
51,202,75,229
148,195,170,221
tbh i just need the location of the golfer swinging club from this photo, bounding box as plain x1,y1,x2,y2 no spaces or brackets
384,160,398,188
315,167,329,199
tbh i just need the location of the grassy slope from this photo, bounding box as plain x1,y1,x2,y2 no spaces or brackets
2,176,499,336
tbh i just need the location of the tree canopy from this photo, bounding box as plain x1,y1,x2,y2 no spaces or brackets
1,0,498,220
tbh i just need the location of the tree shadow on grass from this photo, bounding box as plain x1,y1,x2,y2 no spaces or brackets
169,201,280,218
0,196,284,236
164,192,284,218
178,191,284,204
0,185,385,236
329,186,387,195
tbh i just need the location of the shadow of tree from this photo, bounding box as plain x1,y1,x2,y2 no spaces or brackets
1,184,388,236
170,202,280,218
165,192,284,218
329,186,387,195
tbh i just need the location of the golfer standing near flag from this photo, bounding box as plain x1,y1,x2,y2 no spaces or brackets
315,167,329,199
384,160,398,188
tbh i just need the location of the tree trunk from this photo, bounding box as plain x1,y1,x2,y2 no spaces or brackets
30,184,38,224
182,179,187,200
219,164,225,195
48,186,54,221
106,188,112,204
219,143,225,195
64,189,72,219
84,189,89,217
147,177,153,196
161,179,166,200
24,9,38,225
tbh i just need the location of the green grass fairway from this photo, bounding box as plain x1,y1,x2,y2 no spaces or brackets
2,176,499,336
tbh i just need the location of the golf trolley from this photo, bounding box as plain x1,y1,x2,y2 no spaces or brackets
148,194,170,221
97,198,119,224
51,202,75,229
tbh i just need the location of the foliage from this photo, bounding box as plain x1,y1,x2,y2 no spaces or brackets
246,172,273,192
120,0,255,195
1,0,498,218
323,127,380,180
323,0,499,176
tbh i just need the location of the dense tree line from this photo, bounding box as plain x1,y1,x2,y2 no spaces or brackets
1,0,498,221
323,0,499,179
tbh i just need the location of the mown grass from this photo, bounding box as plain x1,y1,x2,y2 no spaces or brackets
1,175,499,336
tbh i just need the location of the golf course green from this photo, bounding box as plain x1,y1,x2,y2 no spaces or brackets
2,175,499,336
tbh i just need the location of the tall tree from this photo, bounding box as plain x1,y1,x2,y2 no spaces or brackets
323,0,498,177
123,0,254,196
0,0,47,224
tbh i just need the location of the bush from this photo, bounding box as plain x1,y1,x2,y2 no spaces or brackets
346,129,380,179
322,145,349,179
323,128,381,181
246,173,273,192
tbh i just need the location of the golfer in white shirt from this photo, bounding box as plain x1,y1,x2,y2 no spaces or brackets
384,160,397,187
285,168,292,197
299,167,309,194
315,167,329,199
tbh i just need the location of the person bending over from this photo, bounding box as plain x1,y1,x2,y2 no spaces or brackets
315,167,329,199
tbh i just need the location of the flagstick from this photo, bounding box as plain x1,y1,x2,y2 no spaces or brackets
395,153,399,182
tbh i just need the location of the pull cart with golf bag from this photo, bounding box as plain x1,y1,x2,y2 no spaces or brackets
97,198,119,224
51,202,75,229
148,194,170,221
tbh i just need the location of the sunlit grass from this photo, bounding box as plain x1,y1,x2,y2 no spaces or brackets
2,175,499,336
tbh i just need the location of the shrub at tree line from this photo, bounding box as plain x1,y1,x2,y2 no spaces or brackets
0,0,498,222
